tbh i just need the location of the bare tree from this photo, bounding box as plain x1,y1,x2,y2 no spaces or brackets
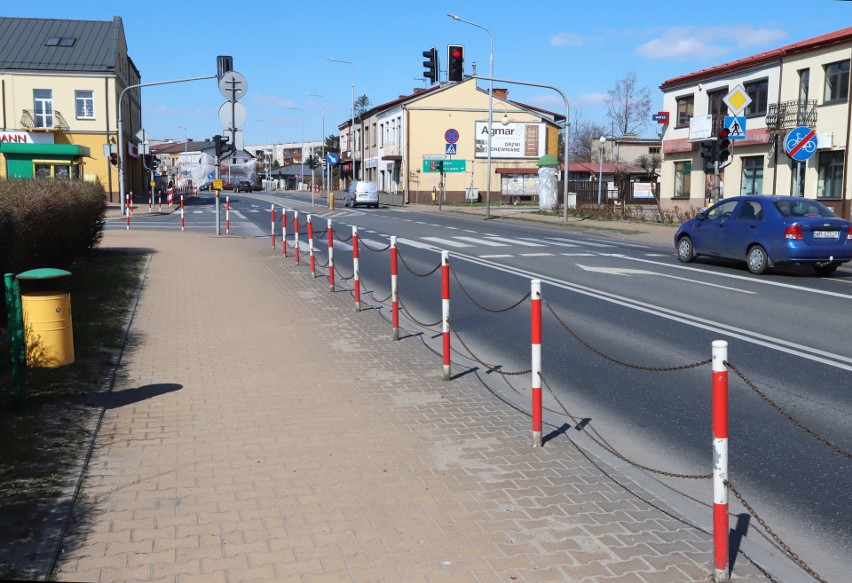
565,111,608,162
605,72,652,137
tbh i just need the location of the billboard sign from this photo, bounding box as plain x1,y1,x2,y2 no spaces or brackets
474,122,546,159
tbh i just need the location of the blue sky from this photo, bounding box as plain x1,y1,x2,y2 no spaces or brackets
6,1,848,146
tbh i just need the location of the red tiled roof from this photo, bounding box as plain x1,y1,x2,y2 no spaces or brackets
660,26,852,90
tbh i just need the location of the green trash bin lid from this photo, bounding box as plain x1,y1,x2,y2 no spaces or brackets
16,268,72,280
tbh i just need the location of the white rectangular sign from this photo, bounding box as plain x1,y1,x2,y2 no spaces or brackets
688,115,713,141
475,122,546,159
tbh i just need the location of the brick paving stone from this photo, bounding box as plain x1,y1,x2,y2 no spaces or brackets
50,228,776,582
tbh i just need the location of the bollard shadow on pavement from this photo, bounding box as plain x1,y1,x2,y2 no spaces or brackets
85,383,182,409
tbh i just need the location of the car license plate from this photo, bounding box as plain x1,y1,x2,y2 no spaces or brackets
813,230,839,239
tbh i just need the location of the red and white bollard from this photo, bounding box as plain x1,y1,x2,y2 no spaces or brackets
180,195,185,231
148,193,152,213
225,196,230,234
442,250,451,381
353,226,361,311
167,188,174,207
712,340,729,583
391,236,399,340
281,209,287,255
293,211,300,266
271,205,276,248
531,279,543,447
307,215,316,277
327,219,334,292
158,192,162,212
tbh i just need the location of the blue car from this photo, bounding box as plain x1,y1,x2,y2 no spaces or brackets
674,196,852,276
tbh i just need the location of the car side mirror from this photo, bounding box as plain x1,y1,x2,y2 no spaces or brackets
696,211,707,221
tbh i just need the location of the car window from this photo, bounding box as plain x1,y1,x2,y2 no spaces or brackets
734,201,762,221
789,199,835,218
705,200,739,222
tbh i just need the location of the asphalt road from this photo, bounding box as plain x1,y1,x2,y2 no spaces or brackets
109,191,852,580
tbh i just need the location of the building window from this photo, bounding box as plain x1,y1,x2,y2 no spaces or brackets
791,161,806,197
741,156,764,195
674,161,691,198
676,95,693,128
707,88,727,116
75,90,94,119
649,147,660,154
33,89,53,128
744,78,769,116
824,60,850,103
817,150,844,198
34,161,80,179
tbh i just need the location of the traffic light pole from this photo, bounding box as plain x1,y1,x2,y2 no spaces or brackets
117,74,216,215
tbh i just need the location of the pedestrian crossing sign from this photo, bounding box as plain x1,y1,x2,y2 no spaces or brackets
445,143,457,155
723,116,746,141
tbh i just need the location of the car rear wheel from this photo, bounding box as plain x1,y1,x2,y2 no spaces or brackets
676,236,695,263
814,262,839,276
746,245,769,274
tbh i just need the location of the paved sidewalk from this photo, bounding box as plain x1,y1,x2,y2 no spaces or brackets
54,228,774,582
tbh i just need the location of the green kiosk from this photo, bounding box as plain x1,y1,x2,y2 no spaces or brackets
0,142,90,179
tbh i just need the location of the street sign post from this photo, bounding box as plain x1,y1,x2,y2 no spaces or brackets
723,116,746,140
784,126,818,162
444,128,459,144
326,152,339,165
424,159,465,172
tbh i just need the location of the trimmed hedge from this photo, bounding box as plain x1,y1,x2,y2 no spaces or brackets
0,178,106,276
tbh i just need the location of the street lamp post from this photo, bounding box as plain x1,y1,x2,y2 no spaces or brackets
327,58,356,182
598,136,606,206
306,92,326,197
285,107,305,199
448,13,493,219
177,125,187,188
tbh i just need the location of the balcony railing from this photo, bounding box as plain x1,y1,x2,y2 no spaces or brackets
20,109,70,131
765,100,817,131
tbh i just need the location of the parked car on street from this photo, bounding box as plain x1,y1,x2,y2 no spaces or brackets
235,180,253,193
674,195,852,275
344,181,379,208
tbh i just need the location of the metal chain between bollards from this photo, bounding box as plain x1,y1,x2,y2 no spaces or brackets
725,360,852,460
312,228,327,239
360,239,392,252
362,284,392,304
539,372,711,480
725,480,827,583
398,250,442,278
334,230,353,243
449,321,531,376
397,293,442,328
314,255,329,268
449,265,530,313
334,264,354,281
544,300,711,372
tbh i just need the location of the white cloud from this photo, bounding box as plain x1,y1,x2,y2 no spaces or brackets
575,93,608,107
636,25,787,60
550,32,583,46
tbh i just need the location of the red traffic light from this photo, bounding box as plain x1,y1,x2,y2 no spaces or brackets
719,128,730,139
451,48,462,58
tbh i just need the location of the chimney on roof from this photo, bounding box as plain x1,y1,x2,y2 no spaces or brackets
494,88,508,100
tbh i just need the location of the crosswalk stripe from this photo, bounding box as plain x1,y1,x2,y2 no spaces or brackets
421,236,474,248
452,236,510,247
520,253,554,257
484,236,546,247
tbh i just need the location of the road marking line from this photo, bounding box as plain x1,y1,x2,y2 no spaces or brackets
478,254,513,258
452,236,511,247
520,253,555,257
421,237,474,248
484,236,546,247
559,253,596,257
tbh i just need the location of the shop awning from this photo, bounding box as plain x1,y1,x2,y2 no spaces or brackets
0,142,91,157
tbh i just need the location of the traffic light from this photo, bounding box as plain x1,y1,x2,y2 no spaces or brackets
217,55,233,81
213,134,232,158
447,44,464,82
717,128,731,164
700,139,717,165
436,160,444,173
308,156,320,170
422,47,438,85
109,152,118,166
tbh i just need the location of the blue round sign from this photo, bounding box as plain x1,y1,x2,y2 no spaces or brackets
445,128,459,144
784,126,818,162
326,152,339,166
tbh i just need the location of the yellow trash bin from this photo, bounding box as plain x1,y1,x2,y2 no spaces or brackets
21,291,75,367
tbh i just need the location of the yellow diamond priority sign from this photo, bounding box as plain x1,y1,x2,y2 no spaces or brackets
723,84,752,114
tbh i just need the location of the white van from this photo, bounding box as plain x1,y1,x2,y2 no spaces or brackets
344,181,379,208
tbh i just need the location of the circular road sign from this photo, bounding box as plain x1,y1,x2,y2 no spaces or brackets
326,152,339,166
218,71,248,101
218,101,247,129
784,126,818,162
444,128,459,144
